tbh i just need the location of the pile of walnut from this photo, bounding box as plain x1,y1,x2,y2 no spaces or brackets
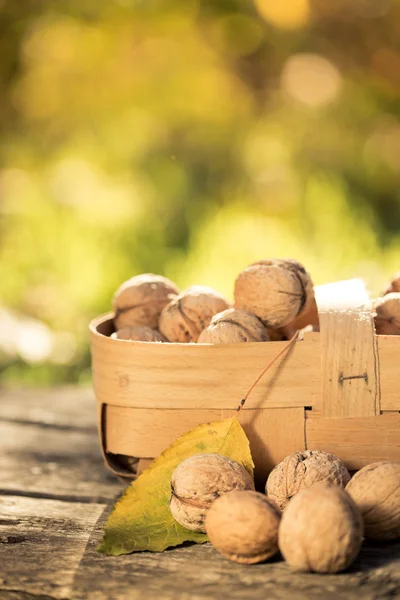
110,265,400,341
110,258,318,343
170,452,400,573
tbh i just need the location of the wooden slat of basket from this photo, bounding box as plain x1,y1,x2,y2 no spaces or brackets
105,406,305,483
91,330,321,410
222,407,305,483
317,278,380,418
306,412,400,469
378,336,400,410
319,309,380,417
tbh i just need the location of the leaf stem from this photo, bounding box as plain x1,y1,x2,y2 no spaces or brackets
218,331,301,457
236,330,300,414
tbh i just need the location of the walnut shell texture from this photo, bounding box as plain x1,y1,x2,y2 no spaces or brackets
111,326,166,342
234,259,314,329
159,286,230,343
278,482,363,573
198,308,270,344
113,273,179,330
205,490,281,564
170,454,254,532
266,450,351,510
346,461,400,541
374,293,400,335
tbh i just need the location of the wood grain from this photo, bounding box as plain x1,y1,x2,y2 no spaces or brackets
0,495,105,600
0,421,122,501
222,408,305,485
306,412,400,469
0,388,399,600
0,387,96,430
91,315,321,410
319,309,380,417
105,406,305,483
378,335,400,410
74,503,400,600
3,491,396,600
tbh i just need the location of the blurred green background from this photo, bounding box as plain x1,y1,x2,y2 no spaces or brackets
1,0,400,386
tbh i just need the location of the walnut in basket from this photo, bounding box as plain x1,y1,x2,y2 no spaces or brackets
234,259,314,329
374,293,400,335
113,273,179,330
159,286,230,343
111,326,166,342
198,308,270,344
266,450,351,510
382,271,400,295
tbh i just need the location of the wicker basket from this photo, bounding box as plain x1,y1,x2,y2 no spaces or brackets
90,279,400,483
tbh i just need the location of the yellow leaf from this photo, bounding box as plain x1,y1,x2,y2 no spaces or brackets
98,416,254,555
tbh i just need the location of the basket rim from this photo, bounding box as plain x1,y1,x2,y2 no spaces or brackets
88,311,296,348
89,311,115,335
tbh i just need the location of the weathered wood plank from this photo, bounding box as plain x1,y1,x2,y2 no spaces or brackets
0,388,399,600
0,496,105,600
72,503,400,600
0,494,398,600
0,422,122,501
0,407,398,600
0,387,95,429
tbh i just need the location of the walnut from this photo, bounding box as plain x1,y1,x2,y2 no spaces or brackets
198,308,269,344
205,490,281,564
266,450,351,510
266,328,287,341
170,454,254,532
346,462,400,541
234,259,314,329
112,273,179,330
374,293,400,335
278,482,363,573
159,286,230,343
382,271,400,295
111,326,166,342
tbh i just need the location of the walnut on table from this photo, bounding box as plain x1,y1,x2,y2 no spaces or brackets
205,490,281,564
170,454,254,533
278,482,363,574
346,461,400,541
266,450,351,510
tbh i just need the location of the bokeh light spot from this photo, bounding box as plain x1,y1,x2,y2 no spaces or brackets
281,53,342,107
254,0,310,29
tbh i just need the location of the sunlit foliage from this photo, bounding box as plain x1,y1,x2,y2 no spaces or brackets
1,0,400,384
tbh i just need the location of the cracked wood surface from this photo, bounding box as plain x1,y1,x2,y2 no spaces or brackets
0,387,399,600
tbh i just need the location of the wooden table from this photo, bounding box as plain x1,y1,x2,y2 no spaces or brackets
0,388,399,600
